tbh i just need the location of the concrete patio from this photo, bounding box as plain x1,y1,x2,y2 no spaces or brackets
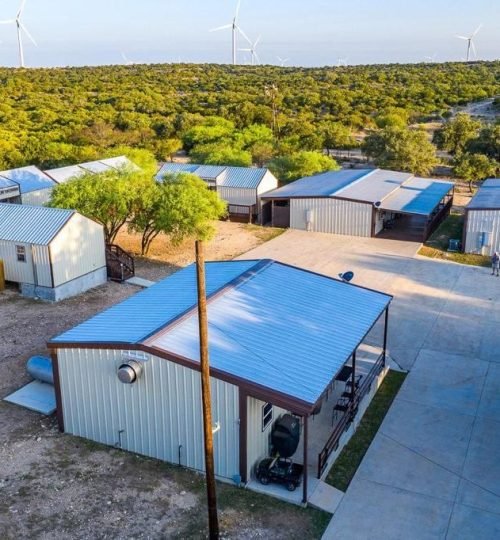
240,230,500,540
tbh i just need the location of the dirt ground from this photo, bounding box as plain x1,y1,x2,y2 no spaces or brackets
115,221,283,270
0,230,327,539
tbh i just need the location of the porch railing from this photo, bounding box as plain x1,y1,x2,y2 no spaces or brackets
317,352,385,478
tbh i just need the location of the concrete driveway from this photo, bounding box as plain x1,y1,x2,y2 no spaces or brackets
240,230,500,540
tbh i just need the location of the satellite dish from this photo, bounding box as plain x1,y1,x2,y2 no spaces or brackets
338,271,354,283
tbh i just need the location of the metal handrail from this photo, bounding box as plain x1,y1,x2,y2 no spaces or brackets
317,352,385,478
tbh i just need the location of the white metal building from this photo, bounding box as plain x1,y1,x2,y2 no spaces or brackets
156,163,278,222
0,204,107,301
0,166,57,206
463,178,500,255
261,168,454,242
45,156,139,184
48,259,391,503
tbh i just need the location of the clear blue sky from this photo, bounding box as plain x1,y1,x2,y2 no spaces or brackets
0,0,498,67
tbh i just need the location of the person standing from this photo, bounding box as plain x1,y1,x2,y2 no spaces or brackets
492,251,500,277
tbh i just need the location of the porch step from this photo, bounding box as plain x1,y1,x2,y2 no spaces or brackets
308,480,344,514
126,276,156,288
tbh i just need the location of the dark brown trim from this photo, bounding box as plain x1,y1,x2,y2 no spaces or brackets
50,350,64,432
48,341,314,415
371,206,377,238
302,415,309,504
462,208,469,253
48,245,55,288
142,259,273,344
239,390,248,483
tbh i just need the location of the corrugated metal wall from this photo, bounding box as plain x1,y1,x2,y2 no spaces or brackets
290,198,372,237
50,214,106,287
32,245,52,287
0,240,34,284
246,396,289,480
465,210,500,255
374,209,385,235
21,187,53,206
218,186,257,206
57,348,240,481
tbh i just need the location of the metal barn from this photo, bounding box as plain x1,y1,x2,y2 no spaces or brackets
45,156,139,184
463,179,500,255
261,168,454,242
48,259,391,504
156,164,278,223
0,204,107,300
0,166,57,206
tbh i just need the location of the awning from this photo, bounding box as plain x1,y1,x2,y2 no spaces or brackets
379,177,453,216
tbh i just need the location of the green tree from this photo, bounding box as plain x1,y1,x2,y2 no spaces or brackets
322,122,356,154
467,124,500,161
436,113,481,155
362,126,438,176
130,173,227,255
49,169,150,244
453,152,499,192
182,117,235,150
190,142,252,167
269,151,339,183
154,138,183,162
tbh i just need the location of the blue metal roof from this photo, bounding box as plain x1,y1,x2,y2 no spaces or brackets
156,163,269,189
0,166,56,194
380,177,454,215
261,169,372,198
52,260,391,406
0,204,74,245
50,260,260,345
467,178,500,210
337,169,412,203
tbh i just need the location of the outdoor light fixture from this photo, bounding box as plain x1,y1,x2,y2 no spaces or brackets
117,359,144,384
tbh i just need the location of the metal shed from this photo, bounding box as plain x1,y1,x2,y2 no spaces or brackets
48,259,391,504
0,166,57,206
45,156,139,184
261,168,454,242
156,163,278,223
0,203,107,300
463,178,500,255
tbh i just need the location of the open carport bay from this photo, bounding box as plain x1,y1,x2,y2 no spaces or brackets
240,230,500,540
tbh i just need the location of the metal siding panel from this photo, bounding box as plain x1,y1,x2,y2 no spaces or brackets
58,349,239,480
246,397,289,479
290,198,371,237
21,188,54,206
465,209,500,255
32,245,52,287
256,171,279,196
0,240,35,284
218,186,257,206
50,214,106,287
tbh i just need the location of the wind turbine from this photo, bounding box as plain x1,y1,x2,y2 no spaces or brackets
424,53,437,62
239,35,261,66
210,0,249,65
277,56,289,67
0,0,37,68
455,24,482,62
337,57,348,66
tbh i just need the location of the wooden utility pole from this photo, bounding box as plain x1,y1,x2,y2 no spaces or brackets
195,240,219,540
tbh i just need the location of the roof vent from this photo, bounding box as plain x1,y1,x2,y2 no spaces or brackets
117,359,144,384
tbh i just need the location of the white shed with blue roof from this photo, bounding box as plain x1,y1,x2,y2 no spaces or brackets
156,163,278,222
262,168,454,242
48,259,392,503
0,203,106,300
0,166,57,206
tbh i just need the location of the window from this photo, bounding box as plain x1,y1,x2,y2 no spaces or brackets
262,402,273,432
16,245,26,263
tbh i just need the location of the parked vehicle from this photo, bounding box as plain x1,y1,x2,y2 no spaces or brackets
256,457,303,492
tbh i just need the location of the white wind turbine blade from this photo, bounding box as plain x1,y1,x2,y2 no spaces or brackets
236,25,251,45
20,22,36,46
210,24,232,32
17,0,27,19
254,51,261,64
238,48,251,52
254,35,261,48
472,24,482,37
455,35,469,40
234,0,241,21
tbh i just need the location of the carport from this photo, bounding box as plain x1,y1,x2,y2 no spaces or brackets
375,177,454,242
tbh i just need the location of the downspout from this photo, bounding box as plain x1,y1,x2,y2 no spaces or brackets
302,415,309,504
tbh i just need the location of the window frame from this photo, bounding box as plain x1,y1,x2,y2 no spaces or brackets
16,245,26,263
262,402,273,432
